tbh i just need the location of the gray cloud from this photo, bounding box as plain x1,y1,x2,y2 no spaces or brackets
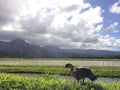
0,0,20,26
21,19,48,34
20,13,54,36
63,5,80,12
0,30,22,41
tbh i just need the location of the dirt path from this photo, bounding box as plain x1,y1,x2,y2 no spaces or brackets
0,60,120,66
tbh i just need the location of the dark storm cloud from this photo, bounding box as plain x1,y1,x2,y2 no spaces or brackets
0,30,21,40
82,37,99,43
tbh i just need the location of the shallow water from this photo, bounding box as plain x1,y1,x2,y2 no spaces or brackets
12,73,120,83
60,75,120,83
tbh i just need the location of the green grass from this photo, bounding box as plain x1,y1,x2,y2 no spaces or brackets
0,73,120,90
90,66,120,77
0,58,120,61
0,65,120,77
0,65,69,75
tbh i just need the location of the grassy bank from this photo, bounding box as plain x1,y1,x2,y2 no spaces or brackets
0,65,120,77
0,73,120,90
0,58,120,61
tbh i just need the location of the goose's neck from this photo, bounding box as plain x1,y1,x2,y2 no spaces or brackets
69,66,74,76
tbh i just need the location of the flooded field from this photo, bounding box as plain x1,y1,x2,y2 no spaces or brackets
12,73,120,83
0,60,120,66
0,59,120,83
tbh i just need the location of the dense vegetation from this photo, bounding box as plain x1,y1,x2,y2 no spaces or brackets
0,73,120,90
0,65,120,77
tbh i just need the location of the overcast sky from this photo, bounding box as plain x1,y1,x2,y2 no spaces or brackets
0,0,120,51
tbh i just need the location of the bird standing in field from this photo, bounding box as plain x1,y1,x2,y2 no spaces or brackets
65,63,97,83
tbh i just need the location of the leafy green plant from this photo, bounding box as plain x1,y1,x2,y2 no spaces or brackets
0,73,120,90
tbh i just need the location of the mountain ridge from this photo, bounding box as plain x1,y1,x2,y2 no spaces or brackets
0,39,120,58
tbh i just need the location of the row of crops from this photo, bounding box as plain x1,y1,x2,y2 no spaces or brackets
0,73,120,90
0,65,120,77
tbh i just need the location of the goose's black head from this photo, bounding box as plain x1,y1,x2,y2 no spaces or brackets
65,63,74,68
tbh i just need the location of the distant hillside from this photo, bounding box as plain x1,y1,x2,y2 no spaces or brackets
0,39,42,58
0,39,120,58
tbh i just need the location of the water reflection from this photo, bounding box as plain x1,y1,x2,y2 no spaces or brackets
59,75,120,83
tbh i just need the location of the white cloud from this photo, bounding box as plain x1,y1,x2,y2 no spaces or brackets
110,0,120,14
96,24,103,32
79,7,103,25
97,35,120,50
104,22,119,33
